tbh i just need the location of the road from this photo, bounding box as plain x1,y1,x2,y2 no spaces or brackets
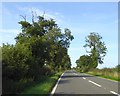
51,70,120,95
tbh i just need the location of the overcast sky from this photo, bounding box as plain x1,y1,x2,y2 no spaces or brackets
1,2,118,68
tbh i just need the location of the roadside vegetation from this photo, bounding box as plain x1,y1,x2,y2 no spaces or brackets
22,72,62,94
87,66,120,82
2,14,74,94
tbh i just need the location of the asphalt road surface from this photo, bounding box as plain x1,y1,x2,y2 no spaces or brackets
51,70,120,95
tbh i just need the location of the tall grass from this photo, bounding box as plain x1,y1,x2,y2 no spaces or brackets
87,68,120,82
21,72,62,95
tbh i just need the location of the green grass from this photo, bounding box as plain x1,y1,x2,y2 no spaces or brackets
87,71,120,82
21,72,62,95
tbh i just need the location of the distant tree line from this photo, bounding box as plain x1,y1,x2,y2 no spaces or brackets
2,15,74,94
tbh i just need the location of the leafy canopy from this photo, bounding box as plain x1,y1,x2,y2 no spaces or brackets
83,32,107,68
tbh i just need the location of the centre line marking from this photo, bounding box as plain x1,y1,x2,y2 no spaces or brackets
89,80,101,87
83,77,86,80
110,91,120,96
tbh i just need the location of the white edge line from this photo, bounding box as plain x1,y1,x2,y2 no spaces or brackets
84,73,119,83
51,72,64,95
89,80,101,87
110,91,120,96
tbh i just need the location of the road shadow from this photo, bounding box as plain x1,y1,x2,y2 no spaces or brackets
65,70,77,73
58,79,70,84
58,74,93,84
61,74,94,79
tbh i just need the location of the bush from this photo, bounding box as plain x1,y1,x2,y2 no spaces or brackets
2,44,32,80
2,43,33,94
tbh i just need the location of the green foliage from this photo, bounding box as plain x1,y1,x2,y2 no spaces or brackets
2,43,31,80
76,32,107,72
15,15,73,72
2,15,73,94
2,43,33,93
76,55,92,72
83,32,107,68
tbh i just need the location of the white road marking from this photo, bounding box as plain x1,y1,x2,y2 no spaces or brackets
83,77,86,80
51,73,64,95
89,80,101,87
110,91,120,96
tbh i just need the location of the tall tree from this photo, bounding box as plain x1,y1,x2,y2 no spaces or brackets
83,32,107,68
15,15,74,74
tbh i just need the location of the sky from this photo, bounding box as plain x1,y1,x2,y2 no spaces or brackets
0,2,118,68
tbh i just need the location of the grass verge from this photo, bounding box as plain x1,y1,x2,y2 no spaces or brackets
86,71,120,82
21,72,62,95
